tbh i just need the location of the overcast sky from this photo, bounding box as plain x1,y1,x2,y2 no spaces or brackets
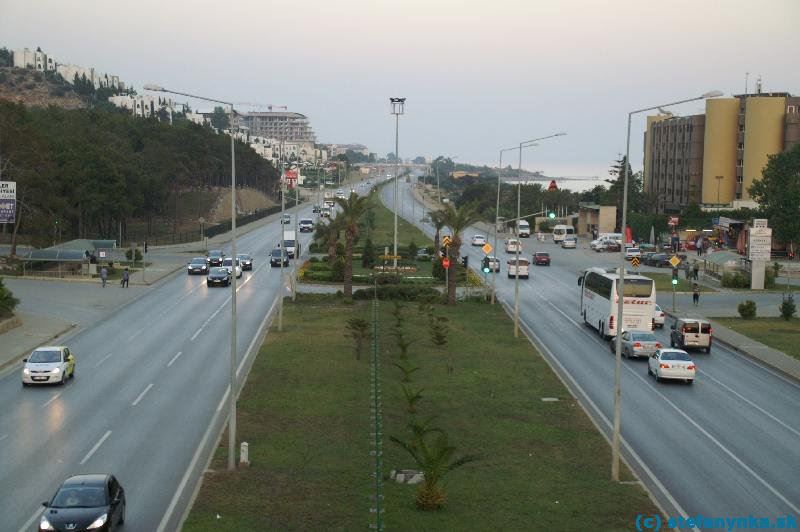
2,0,798,190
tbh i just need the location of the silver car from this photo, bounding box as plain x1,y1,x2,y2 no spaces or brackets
609,330,662,359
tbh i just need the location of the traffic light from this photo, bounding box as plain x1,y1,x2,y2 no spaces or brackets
548,212,556,219
672,268,679,285
482,256,491,273
461,256,469,268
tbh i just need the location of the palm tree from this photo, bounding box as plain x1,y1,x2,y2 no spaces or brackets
430,209,446,255
334,192,370,298
438,204,480,305
313,217,343,265
390,417,481,510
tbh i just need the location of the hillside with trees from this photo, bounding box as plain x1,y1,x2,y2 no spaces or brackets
0,100,280,254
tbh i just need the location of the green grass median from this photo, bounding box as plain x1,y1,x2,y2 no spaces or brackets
711,317,800,361
183,296,659,530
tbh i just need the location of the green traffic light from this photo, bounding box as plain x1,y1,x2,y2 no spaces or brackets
548,212,556,219
671,279,678,285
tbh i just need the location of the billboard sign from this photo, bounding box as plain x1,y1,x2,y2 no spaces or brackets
748,226,772,261
284,169,298,190
0,181,16,224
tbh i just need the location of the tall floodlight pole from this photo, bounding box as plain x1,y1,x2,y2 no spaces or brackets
144,84,247,472
493,147,517,305
611,90,723,482
390,98,405,269
511,133,566,337
278,141,285,331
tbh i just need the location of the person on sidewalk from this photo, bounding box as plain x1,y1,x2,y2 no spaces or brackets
693,262,700,281
100,266,108,288
692,282,700,307
121,268,129,288
696,236,703,256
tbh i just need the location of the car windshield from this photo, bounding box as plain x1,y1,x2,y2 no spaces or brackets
631,333,657,342
222,258,239,267
29,349,61,363
51,486,107,509
209,251,222,257
191,258,206,265
271,249,284,257
237,255,250,261
536,253,549,257
300,220,312,224
210,267,227,275
661,351,692,361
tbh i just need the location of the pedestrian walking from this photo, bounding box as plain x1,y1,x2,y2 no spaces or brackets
696,236,703,256
692,282,700,306
692,262,700,281
121,268,129,288
100,266,108,288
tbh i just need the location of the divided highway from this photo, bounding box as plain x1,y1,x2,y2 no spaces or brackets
382,179,800,523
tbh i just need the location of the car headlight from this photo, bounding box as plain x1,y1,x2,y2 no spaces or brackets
23,367,30,375
39,515,55,530
51,367,61,374
86,513,108,529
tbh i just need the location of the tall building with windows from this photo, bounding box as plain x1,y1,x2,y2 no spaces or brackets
236,112,316,143
644,91,800,212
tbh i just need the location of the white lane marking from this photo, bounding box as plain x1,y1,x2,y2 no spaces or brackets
18,508,44,532
94,352,114,368
79,430,112,465
190,328,203,341
699,370,800,438
42,392,62,408
167,351,183,367
131,383,154,406
165,296,279,532
627,367,800,515
127,328,144,342
722,347,800,390
510,306,696,527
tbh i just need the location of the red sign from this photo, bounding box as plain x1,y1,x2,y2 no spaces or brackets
668,216,679,226
547,180,558,191
284,169,298,190
442,258,450,268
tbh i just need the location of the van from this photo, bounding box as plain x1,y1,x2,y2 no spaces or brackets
670,318,712,353
505,238,523,253
552,224,575,243
598,233,623,244
517,220,531,238
281,230,299,258
507,258,530,279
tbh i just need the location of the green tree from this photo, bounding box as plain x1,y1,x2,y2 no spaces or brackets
210,106,230,130
749,144,800,255
0,278,20,318
0,47,12,67
314,216,343,265
438,204,480,305
429,209,446,256
334,193,370,298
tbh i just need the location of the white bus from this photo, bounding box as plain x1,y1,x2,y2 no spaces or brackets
552,224,575,243
578,267,656,339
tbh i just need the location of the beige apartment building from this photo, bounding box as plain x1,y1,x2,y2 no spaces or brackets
644,92,800,213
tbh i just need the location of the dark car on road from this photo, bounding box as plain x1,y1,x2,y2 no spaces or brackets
207,249,225,266
39,474,126,532
207,266,231,286
643,253,671,267
187,257,209,275
236,253,253,271
270,248,289,267
533,252,551,266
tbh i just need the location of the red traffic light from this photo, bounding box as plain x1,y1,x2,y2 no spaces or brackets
442,258,450,268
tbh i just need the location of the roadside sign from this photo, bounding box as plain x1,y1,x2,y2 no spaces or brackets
668,255,681,268
748,226,772,261
0,181,16,224
442,235,453,247
631,257,640,268
667,216,679,227
379,254,402,260
753,219,768,228
482,243,493,254
442,258,450,268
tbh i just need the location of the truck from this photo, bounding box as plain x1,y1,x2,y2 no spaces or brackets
517,220,531,238
281,230,299,258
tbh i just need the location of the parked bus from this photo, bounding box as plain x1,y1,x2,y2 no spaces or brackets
552,224,575,243
578,267,656,339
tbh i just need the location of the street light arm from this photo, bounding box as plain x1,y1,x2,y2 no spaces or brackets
629,91,723,116
143,85,233,106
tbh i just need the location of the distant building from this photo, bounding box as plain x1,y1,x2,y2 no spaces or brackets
236,112,317,143
13,47,54,71
328,143,369,157
644,90,800,212
108,94,181,118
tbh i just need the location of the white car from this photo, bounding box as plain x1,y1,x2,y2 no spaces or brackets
22,346,75,386
471,234,487,246
648,349,695,384
485,256,501,272
507,258,530,279
589,239,603,250
222,257,243,278
561,237,577,249
299,219,314,233
505,238,523,253
281,213,291,224
624,247,641,260
653,304,666,328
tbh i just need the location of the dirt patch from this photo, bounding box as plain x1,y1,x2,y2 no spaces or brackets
208,187,277,223
0,67,86,109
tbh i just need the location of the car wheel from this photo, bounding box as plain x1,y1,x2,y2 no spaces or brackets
686,379,694,385
647,366,652,376
670,337,675,348
119,499,126,524
599,323,605,340
60,373,66,385
71,367,75,378
705,346,711,354
655,372,661,382
207,281,211,287
22,382,29,387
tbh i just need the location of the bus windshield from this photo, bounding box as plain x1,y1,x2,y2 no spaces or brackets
623,279,654,298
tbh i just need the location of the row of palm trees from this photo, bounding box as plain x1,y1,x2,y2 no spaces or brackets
315,191,480,303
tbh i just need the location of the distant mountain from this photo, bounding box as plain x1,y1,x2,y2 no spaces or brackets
0,67,85,109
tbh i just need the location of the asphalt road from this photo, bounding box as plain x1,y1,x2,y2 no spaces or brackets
0,197,333,531
383,180,800,523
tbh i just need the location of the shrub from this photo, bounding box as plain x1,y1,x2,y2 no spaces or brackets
432,259,446,281
738,300,757,319
780,294,796,321
362,237,376,268
353,285,440,302
308,256,320,263
0,277,20,318
406,240,419,260
125,248,143,261
722,271,749,288
331,258,345,282
375,273,403,285
765,269,776,289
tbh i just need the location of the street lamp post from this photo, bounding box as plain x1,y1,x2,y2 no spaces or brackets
390,98,405,269
144,83,245,472
492,147,518,305
611,90,723,482
510,133,566,337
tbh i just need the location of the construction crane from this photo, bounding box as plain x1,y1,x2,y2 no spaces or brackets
233,102,288,112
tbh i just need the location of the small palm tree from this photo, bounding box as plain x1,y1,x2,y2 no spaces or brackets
334,192,370,298
390,417,481,510
314,217,343,265
429,210,446,256
438,204,480,305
